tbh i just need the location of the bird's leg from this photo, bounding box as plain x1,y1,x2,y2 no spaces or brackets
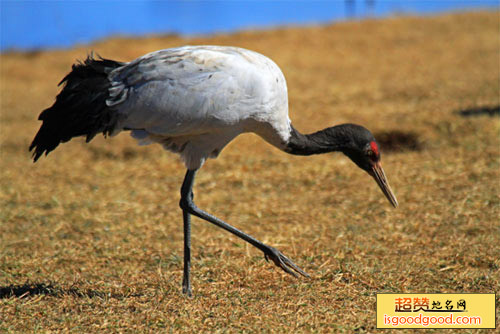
179,169,309,281
180,170,196,297
182,208,192,297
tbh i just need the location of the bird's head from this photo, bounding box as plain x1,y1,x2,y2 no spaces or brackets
338,124,398,208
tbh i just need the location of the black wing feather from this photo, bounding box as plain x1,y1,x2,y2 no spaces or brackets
30,54,124,162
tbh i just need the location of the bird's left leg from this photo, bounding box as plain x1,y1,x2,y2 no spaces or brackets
179,169,309,278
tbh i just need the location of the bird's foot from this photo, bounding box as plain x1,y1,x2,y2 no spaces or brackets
182,276,193,297
263,246,310,278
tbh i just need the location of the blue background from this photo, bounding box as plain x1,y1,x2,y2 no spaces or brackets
1,1,498,51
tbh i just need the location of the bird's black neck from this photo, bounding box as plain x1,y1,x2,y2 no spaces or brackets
285,124,352,156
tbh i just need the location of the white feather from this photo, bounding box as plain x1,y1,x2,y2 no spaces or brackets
106,46,291,169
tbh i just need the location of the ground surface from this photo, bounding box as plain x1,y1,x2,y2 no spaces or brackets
1,11,499,333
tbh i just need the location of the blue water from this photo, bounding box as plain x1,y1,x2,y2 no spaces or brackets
1,1,498,51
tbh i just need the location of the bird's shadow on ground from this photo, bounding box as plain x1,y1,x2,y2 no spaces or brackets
374,105,500,153
374,130,422,152
0,282,142,299
456,105,500,117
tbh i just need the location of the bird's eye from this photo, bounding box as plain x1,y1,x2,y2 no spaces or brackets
365,149,377,160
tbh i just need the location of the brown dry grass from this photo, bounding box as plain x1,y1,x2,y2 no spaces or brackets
1,11,499,333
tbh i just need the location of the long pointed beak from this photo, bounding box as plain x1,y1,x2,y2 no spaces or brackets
369,162,398,208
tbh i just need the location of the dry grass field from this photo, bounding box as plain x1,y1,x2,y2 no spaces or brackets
1,11,499,333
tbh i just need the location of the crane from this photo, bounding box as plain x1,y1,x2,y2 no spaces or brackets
30,45,398,296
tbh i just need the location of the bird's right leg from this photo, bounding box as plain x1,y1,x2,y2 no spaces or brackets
182,208,192,297
179,169,309,279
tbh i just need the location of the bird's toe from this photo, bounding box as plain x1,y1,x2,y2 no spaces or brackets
264,246,309,278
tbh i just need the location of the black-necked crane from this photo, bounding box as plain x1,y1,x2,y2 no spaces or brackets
30,45,398,296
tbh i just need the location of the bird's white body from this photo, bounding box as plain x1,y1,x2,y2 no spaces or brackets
106,46,291,169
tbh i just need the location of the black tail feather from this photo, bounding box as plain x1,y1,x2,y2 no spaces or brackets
30,54,124,162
